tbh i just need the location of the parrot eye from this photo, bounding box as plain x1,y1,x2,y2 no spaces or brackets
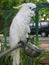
29,7,36,11
29,7,32,9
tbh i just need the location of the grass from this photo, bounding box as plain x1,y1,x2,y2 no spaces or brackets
0,37,49,65
0,45,49,65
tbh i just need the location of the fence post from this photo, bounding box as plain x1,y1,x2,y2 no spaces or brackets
35,3,49,46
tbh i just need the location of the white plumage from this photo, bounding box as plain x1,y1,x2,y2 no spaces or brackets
9,3,36,65
47,0,49,3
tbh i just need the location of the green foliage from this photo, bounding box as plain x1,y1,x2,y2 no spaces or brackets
0,0,48,9
0,0,49,33
0,0,25,10
39,8,49,21
0,55,12,65
0,44,49,65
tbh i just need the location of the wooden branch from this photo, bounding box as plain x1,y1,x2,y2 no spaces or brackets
0,44,22,58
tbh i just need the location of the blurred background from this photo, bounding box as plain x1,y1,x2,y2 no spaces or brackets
0,0,49,34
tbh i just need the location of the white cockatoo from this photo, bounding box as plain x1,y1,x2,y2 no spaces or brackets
9,3,36,65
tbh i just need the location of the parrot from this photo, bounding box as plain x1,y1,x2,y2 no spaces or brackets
9,3,36,65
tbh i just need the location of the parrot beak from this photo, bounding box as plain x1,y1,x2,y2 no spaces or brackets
13,5,22,9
